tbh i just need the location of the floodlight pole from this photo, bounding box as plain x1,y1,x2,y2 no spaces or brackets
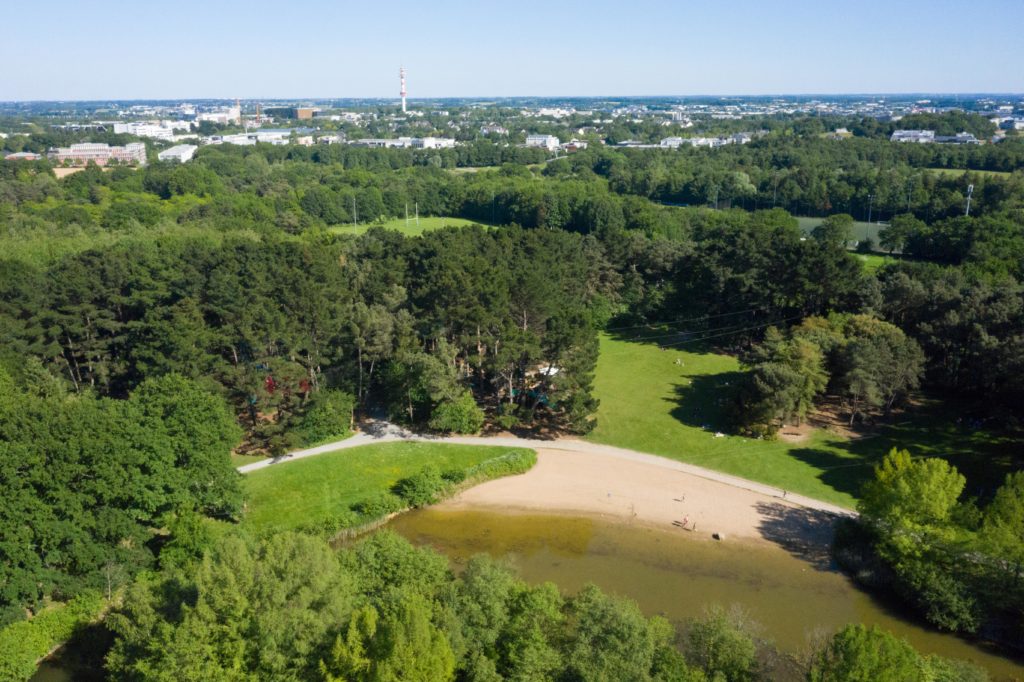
965,184,975,217
867,194,874,224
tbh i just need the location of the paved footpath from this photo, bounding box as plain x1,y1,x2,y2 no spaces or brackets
237,422,856,517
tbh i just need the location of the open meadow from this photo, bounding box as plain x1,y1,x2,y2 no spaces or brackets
587,333,1021,508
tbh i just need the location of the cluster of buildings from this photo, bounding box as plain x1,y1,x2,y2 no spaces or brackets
112,120,191,140
349,136,457,149
203,128,316,146
660,132,753,148
611,133,755,150
890,130,981,144
195,105,242,125
47,142,148,166
992,117,1024,131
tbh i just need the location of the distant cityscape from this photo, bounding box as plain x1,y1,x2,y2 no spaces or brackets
1,90,1022,167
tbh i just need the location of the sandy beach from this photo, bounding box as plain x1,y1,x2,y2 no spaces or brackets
440,448,842,549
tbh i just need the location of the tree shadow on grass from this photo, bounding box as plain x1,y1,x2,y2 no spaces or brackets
754,501,842,572
785,445,877,501
667,371,747,433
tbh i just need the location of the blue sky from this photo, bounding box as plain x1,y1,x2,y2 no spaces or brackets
2,0,1022,100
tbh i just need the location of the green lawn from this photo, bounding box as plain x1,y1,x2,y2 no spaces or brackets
796,216,885,244
242,441,532,531
927,167,1011,178
856,252,896,273
327,216,485,237
587,334,1020,508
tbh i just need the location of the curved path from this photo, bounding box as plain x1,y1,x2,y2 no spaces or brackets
238,422,855,517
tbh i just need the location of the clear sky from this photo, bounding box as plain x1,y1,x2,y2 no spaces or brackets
3,0,1022,101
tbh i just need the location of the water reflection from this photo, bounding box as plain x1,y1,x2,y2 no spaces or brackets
391,509,1024,682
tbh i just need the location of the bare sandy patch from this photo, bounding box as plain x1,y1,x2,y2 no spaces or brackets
440,448,839,550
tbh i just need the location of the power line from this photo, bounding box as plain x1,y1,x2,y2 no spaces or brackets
605,307,762,333
612,313,802,346
616,319,767,344
655,314,805,349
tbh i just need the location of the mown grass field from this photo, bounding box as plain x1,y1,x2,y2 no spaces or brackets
327,216,485,237
587,333,1020,508
927,167,1012,178
796,216,885,244
242,441,532,531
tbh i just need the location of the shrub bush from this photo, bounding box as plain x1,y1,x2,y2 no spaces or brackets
352,493,407,519
393,465,448,507
300,389,355,445
428,393,484,434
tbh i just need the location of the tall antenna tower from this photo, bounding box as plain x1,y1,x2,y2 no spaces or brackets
399,66,407,114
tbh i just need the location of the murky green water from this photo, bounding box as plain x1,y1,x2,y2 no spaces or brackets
32,508,1024,681
390,509,1024,681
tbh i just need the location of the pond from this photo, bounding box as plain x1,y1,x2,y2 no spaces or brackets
390,509,1024,681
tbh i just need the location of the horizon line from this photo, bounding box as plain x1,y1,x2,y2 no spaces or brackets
3,91,1024,105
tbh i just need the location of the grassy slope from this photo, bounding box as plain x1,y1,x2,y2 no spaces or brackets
243,441,531,531
327,216,484,237
587,334,1020,508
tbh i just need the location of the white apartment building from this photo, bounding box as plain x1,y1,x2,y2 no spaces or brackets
525,134,560,150
157,144,198,163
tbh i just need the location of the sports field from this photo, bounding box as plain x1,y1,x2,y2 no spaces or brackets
927,167,1012,178
327,216,484,237
795,216,886,244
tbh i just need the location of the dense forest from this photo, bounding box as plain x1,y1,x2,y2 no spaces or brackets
1,113,1023,678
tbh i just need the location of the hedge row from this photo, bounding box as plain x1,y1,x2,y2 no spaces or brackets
0,591,104,682
295,448,537,539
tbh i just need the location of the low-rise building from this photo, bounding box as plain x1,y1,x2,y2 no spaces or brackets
195,106,241,125
891,130,936,143
3,151,42,161
350,137,415,148
265,107,319,120
413,137,456,149
113,120,191,140
525,134,560,150
47,142,147,166
349,136,455,149
935,132,980,144
157,144,198,163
